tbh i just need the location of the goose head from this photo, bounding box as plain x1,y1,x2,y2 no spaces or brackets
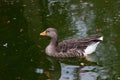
40,28,58,38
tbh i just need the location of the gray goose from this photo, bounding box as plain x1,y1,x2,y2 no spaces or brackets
40,28,103,58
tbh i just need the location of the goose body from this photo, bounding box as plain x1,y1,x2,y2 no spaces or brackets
40,28,103,58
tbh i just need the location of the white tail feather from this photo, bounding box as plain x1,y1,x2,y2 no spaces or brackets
84,36,103,55
98,36,103,41
84,42,100,55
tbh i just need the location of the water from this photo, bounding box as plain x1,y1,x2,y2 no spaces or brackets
0,0,120,80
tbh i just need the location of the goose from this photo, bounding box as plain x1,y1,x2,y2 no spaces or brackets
40,28,103,58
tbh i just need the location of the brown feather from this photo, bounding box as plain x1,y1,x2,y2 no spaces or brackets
56,35,102,53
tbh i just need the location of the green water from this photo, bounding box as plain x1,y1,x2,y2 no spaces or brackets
0,0,120,80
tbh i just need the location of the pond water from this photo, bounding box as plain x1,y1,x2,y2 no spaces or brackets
0,0,120,80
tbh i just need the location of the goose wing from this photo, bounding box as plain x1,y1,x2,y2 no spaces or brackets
56,35,103,53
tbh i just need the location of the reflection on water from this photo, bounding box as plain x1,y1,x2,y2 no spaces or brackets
59,63,117,80
67,2,95,39
59,63,118,80
60,63,80,80
0,0,120,80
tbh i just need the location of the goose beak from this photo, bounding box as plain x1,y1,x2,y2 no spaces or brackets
40,31,46,36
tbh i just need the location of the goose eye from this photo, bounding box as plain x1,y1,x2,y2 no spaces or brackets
46,31,50,33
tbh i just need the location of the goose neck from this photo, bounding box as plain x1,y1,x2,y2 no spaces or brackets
50,37,58,46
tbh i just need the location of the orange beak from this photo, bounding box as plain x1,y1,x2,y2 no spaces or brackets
40,31,46,36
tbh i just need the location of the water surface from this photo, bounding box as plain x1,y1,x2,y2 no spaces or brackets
0,0,120,80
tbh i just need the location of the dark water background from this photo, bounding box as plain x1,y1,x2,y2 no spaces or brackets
0,0,120,80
